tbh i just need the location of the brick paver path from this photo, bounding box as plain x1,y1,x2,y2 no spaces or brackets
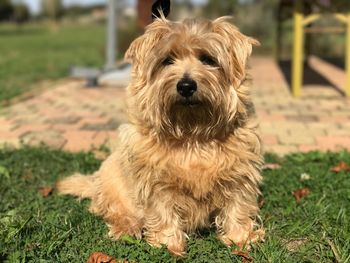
0,56,349,155
252,56,350,155
0,81,127,152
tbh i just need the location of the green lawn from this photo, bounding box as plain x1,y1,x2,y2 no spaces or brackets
0,147,350,262
0,23,105,103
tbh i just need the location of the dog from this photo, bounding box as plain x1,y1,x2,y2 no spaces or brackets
57,15,264,256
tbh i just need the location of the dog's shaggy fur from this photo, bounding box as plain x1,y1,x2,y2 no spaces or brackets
57,16,264,256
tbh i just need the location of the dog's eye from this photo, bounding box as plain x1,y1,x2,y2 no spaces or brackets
199,54,217,66
162,57,174,66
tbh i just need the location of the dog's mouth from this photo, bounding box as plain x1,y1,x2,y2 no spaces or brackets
176,98,203,108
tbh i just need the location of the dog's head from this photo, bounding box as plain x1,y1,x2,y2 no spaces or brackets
125,16,258,141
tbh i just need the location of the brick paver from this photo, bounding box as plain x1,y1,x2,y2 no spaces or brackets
251,56,350,155
0,80,127,152
0,56,349,155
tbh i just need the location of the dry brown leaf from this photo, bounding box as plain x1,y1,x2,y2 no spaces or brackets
292,188,310,202
86,252,117,263
39,186,54,197
330,162,350,173
285,238,307,252
21,169,33,181
232,250,253,262
262,163,281,170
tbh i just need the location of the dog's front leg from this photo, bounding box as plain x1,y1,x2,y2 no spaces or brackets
216,202,264,249
143,199,187,256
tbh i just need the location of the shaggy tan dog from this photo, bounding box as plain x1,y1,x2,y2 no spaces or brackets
57,16,264,256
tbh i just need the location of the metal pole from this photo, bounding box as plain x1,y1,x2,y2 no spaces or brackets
346,13,350,97
105,0,117,70
292,0,304,97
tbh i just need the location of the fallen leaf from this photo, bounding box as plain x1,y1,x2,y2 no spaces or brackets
330,162,350,173
284,238,307,252
39,186,54,198
300,173,311,181
86,252,117,263
121,234,140,245
232,250,253,262
21,169,33,181
292,188,310,202
262,163,281,170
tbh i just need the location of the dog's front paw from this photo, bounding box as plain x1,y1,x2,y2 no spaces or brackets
145,229,187,256
107,224,142,240
167,240,186,257
219,228,265,249
107,215,143,240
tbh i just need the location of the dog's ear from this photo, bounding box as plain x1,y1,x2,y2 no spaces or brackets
125,19,170,71
124,35,145,64
152,0,171,20
212,17,259,84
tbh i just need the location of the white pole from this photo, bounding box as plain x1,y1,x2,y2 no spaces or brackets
105,0,117,70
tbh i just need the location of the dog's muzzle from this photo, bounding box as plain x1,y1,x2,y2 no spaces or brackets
177,77,197,98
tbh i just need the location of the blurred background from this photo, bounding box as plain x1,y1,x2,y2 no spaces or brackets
1,0,350,154
1,0,350,100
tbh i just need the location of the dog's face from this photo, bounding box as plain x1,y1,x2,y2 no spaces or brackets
126,17,258,140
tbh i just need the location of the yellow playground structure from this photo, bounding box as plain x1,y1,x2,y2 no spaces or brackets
276,0,350,97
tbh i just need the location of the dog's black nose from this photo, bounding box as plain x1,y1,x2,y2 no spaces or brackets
177,77,197,98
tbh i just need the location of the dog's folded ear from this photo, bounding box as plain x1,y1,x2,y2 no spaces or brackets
125,19,170,71
124,35,144,65
213,17,259,85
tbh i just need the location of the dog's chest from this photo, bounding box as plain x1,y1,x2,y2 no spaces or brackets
131,141,233,200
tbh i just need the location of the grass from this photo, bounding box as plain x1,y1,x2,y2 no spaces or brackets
0,147,350,262
0,23,105,103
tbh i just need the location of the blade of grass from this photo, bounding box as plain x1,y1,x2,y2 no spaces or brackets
326,238,341,263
